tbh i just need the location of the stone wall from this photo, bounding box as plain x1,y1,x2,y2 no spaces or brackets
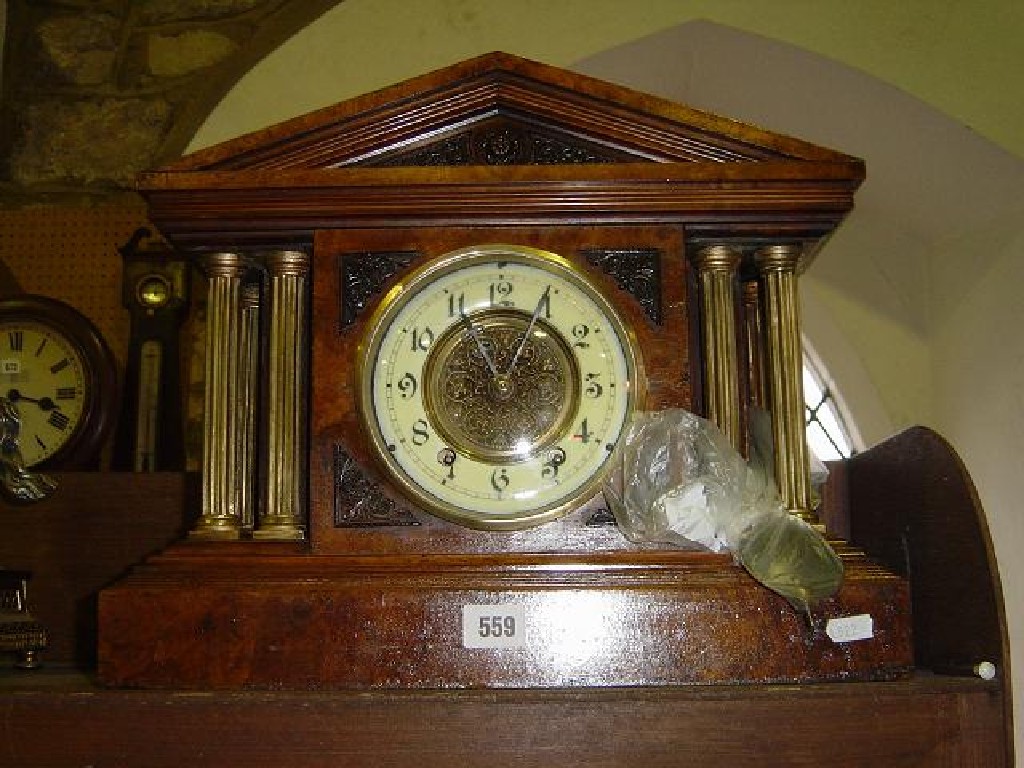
0,0,340,203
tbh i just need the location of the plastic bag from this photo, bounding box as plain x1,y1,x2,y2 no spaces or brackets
604,409,842,614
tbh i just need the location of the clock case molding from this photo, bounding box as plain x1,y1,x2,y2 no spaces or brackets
99,53,912,689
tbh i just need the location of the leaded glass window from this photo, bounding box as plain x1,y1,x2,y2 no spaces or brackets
803,358,853,461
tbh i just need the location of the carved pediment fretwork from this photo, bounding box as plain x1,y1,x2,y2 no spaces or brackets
369,116,633,167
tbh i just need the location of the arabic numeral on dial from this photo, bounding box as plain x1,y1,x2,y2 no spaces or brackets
572,324,590,349
447,292,465,318
489,280,514,307
584,373,604,398
541,446,566,479
396,372,418,399
411,419,430,446
490,467,510,493
572,418,594,444
410,327,434,352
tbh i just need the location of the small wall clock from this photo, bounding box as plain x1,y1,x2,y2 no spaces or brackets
0,295,118,469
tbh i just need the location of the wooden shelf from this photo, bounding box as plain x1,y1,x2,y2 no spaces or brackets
0,669,1008,767
0,430,1013,766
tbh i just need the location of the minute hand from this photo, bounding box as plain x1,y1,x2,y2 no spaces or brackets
505,286,550,375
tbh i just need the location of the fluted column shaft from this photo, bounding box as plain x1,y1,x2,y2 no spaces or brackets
255,249,309,540
193,252,247,539
754,244,813,520
742,279,767,411
237,280,262,534
692,245,742,451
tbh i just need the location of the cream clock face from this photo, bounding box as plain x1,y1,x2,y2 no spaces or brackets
0,320,88,467
357,244,642,530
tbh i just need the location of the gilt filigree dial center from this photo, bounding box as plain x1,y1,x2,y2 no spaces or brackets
425,310,579,463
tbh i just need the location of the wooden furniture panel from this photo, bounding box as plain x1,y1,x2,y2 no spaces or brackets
0,429,1013,765
0,472,195,665
0,674,1007,767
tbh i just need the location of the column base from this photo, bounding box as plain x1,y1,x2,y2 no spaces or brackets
253,524,306,541
189,520,242,540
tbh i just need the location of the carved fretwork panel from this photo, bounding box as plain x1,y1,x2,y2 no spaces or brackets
369,116,637,167
582,248,663,325
339,251,418,327
333,446,420,527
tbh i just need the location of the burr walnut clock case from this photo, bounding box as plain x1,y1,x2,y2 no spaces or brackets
99,53,912,690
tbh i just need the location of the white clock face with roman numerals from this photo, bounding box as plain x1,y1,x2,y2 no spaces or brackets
0,320,88,467
357,244,642,530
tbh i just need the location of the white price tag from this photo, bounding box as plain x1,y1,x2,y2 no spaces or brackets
826,614,874,643
462,604,526,649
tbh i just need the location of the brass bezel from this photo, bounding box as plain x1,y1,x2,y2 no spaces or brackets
355,244,644,530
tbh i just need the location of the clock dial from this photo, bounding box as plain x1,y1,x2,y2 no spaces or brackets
0,320,89,467
357,245,642,530
0,296,117,470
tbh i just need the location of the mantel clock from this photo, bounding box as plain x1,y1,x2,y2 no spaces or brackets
99,53,913,691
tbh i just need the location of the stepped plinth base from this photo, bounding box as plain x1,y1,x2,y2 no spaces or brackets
98,543,911,690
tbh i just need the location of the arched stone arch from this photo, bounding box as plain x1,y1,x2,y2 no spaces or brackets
0,0,346,196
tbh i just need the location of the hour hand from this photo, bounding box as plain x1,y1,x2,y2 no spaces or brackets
6,389,57,411
460,311,499,377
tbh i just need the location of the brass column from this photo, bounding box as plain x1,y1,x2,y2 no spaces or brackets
692,244,742,451
192,252,248,539
754,244,813,520
237,280,262,535
742,279,767,410
255,249,309,540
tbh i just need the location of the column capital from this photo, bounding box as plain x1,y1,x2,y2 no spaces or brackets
200,251,249,278
691,243,742,272
754,243,804,273
263,249,310,276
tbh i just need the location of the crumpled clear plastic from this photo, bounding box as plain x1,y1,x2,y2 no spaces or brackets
604,408,843,614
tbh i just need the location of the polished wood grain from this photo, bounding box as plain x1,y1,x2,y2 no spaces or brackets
98,545,911,689
141,166,861,250
309,224,694,555
163,52,859,173
138,52,863,252
0,427,1009,764
0,672,1007,767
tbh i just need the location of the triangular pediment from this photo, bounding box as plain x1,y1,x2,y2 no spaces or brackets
164,52,857,172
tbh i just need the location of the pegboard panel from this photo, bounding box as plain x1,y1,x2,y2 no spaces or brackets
0,200,153,369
